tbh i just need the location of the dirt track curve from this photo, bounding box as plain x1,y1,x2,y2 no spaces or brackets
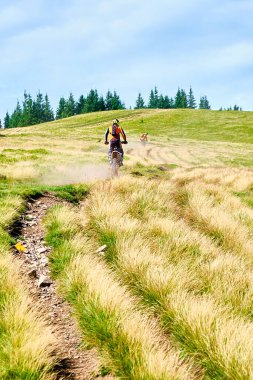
12,193,113,380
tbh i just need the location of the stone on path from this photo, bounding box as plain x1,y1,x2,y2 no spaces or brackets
28,267,37,278
38,275,52,287
37,247,48,254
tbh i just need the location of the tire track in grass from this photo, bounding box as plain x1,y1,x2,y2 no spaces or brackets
45,205,201,380
13,193,112,380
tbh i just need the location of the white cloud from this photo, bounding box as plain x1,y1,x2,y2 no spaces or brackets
0,0,205,69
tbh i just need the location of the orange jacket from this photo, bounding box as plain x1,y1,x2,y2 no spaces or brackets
105,125,126,142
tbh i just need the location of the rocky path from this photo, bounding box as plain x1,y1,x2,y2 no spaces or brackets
13,193,112,380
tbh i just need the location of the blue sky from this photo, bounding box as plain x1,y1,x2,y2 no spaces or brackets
0,0,253,119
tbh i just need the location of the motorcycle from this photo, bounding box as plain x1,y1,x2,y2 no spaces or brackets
105,141,127,178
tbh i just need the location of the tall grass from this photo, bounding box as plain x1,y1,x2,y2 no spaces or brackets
86,177,253,319
0,194,24,228
0,184,88,379
81,176,253,379
0,254,56,380
176,181,253,261
45,206,198,380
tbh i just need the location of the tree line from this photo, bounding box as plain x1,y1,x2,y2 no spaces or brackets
1,87,242,129
135,86,211,110
3,91,54,129
3,89,125,128
56,90,125,119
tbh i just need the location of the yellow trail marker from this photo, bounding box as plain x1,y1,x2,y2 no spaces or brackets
15,242,27,253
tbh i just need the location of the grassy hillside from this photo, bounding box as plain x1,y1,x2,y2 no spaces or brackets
0,108,253,378
0,108,253,182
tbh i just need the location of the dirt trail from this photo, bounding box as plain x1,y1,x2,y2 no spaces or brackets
13,193,113,380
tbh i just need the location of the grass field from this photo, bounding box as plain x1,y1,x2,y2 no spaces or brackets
0,108,253,378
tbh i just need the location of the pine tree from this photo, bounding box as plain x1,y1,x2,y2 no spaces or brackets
174,88,187,108
64,93,76,117
22,91,33,126
106,91,125,110
114,91,125,109
180,89,187,108
199,96,211,109
187,87,196,109
32,91,45,124
135,93,145,109
56,97,66,119
98,95,106,111
10,101,22,128
199,96,205,109
0,119,2,129
4,112,10,128
27,93,34,124
163,95,173,109
105,91,113,110
148,87,159,108
44,94,54,121
76,95,85,114
154,86,159,107
148,89,155,108
174,88,182,108
158,94,165,108
83,89,100,113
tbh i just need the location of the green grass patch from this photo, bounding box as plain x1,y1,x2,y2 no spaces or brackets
49,184,90,204
126,109,253,144
235,189,253,209
0,178,90,204
0,154,18,164
221,156,253,167
87,220,118,264
66,288,144,379
126,162,177,179
3,148,49,155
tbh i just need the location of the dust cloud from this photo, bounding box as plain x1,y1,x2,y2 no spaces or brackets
40,164,111,185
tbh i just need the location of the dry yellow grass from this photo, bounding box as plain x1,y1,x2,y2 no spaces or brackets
179,182,253,260
64,253,198,379
0,254,57,379
70,173,253,378
171,166,253,191
0,195,24,228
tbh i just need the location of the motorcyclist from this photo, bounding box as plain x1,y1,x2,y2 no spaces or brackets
104,119,127,165
140,133,148,145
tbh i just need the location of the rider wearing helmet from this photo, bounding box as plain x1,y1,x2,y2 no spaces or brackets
104,119,127,165
140,133,148,142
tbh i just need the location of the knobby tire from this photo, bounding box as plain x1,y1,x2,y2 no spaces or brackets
112,157,118,178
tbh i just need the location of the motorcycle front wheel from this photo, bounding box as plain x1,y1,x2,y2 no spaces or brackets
111,157,118,178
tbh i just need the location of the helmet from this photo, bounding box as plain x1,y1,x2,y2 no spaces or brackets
112,118,119,125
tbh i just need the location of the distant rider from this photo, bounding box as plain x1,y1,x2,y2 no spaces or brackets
104,119,127,165
140,133,148,144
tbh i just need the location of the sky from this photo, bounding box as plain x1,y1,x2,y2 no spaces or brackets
0,0,253,119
